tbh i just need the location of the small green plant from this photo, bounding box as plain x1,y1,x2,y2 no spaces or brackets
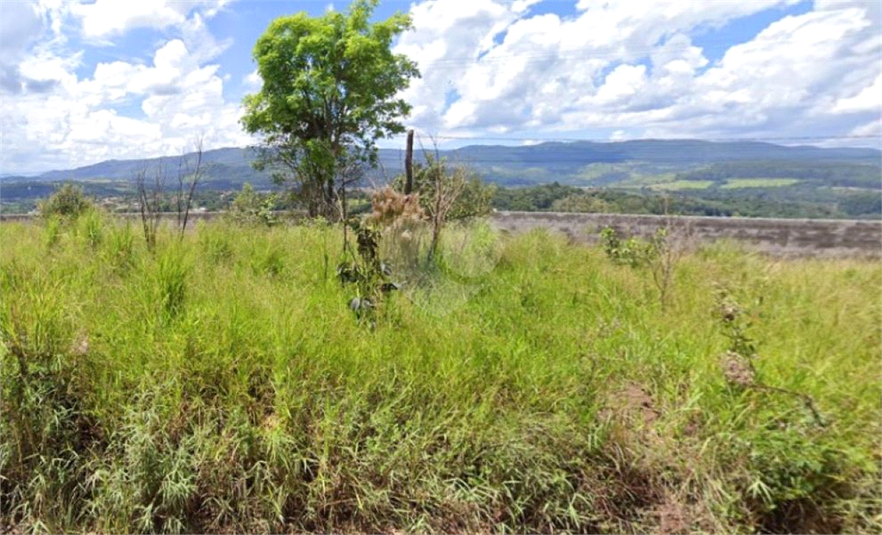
156,246,189,322
252,245,285,277
337,218,399,325
600,226,684,307
714,287,758,358
105,220,136,272
44,215,62,249
714,287,825,425
599,227,650,268
78,209,104,249
198,226,234,264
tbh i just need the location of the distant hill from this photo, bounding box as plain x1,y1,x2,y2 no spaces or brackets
1,140,879,207
2,139,877,184
3,147,267,185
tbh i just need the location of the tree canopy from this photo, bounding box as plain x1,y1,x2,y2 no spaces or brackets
241,0,419,218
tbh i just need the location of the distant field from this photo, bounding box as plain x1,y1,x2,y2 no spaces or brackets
2,215,879,534
827,185,881,192
721,178,801,189
650,179,714,190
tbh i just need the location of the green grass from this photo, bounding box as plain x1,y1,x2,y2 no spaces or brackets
721,178,801,189
1,213,880,534
649,180,715,190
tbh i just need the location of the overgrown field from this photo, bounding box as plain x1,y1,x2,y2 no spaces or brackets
1,215,880,534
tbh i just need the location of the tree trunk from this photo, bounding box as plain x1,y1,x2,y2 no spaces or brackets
404,129,414,194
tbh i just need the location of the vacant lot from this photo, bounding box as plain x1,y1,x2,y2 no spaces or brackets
1,215,880,534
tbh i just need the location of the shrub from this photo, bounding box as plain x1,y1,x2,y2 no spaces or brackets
229,183,279,227
39,183,92,220
599,226,686,308
392,157,496,221
599,227,652,268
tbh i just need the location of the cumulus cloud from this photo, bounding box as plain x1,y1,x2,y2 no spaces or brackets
2,0,880,174
0,0,248,174
69,0,230,40
394,0,881,144
0,1,47,95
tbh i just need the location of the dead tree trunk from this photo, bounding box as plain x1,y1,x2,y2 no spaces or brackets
404,129,414,194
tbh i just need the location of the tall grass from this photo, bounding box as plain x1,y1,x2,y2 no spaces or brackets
1,213,879,533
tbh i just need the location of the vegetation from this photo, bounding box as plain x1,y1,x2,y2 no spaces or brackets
674,161,881,189
721,178,800,189
651,180,714,190
599,226,686,309
490,182,882,219
1,214,879,534
241,0,419,219
3,141,879,220
392,155,497,223
38,183,93,219
228,183,280,227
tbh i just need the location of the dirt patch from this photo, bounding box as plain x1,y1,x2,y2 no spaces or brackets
620,383,660,426
655,494,690,535
600,382,666,453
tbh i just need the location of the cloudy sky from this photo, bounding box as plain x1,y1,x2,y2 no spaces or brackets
1,0,880,175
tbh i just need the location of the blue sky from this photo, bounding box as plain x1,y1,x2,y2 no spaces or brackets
1,0,880,174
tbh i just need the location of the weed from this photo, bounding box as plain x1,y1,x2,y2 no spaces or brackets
155,245,189,322
78,209,105,249
104,221,136,272
600,225,686,308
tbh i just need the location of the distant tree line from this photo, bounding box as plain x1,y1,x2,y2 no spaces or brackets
675,161,881,189
5,179,879,221
490,182,882,219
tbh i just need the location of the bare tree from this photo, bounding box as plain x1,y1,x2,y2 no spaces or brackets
175,134,205,237
404,129,414,194
136,162,165,252
419,139,466,262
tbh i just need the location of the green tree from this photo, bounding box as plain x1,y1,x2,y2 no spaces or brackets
241,0,419,219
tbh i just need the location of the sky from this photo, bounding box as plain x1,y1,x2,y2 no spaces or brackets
0,0,880,175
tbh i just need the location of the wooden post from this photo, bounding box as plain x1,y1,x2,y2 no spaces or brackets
404,129,414,194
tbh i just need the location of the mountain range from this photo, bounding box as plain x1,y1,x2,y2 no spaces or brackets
1,140,879,204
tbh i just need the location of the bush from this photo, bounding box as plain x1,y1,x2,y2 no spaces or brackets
39,183,92,220
599,227,652,268
229,183,278,227
392,157,496,221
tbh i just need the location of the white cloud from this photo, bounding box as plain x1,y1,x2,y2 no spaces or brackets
71,0,184,39
394,0,880,145
0,1,248,174
2,0,880,174
849,117,882,137
69,0,230,40
243,69,262,93
832,73,882,113
594,65,647,105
